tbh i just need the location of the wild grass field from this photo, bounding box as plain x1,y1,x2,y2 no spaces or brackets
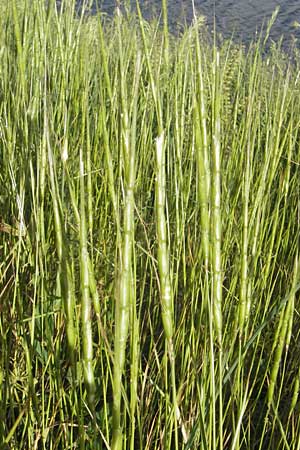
0,1,300,449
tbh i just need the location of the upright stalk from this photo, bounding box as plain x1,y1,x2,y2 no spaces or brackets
211,48,223,449
162,0,169,67
111,22,140,450
194,16,210,270
79,148,96,409
155,132,187,448
46,111,76,369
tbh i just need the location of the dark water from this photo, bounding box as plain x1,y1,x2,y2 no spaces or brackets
86,0,300,46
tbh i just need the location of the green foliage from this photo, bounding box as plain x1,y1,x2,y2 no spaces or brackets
0,1,300,449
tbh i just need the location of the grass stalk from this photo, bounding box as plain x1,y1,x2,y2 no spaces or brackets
79,147,96,409
111,22,141,450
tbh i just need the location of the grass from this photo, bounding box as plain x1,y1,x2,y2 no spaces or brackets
0,1,300,449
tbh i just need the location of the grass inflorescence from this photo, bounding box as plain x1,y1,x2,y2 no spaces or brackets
0,1,300,449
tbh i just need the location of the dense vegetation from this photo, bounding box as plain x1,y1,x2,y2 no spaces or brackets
1,1,300,449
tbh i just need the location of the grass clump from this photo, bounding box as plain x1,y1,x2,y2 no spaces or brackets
0,1,300,449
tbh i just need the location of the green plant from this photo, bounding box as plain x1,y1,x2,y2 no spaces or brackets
0,1,299,449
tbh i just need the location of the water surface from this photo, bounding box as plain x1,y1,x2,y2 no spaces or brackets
90,0,300,45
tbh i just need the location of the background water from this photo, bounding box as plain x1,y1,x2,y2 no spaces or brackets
83,0,300,46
